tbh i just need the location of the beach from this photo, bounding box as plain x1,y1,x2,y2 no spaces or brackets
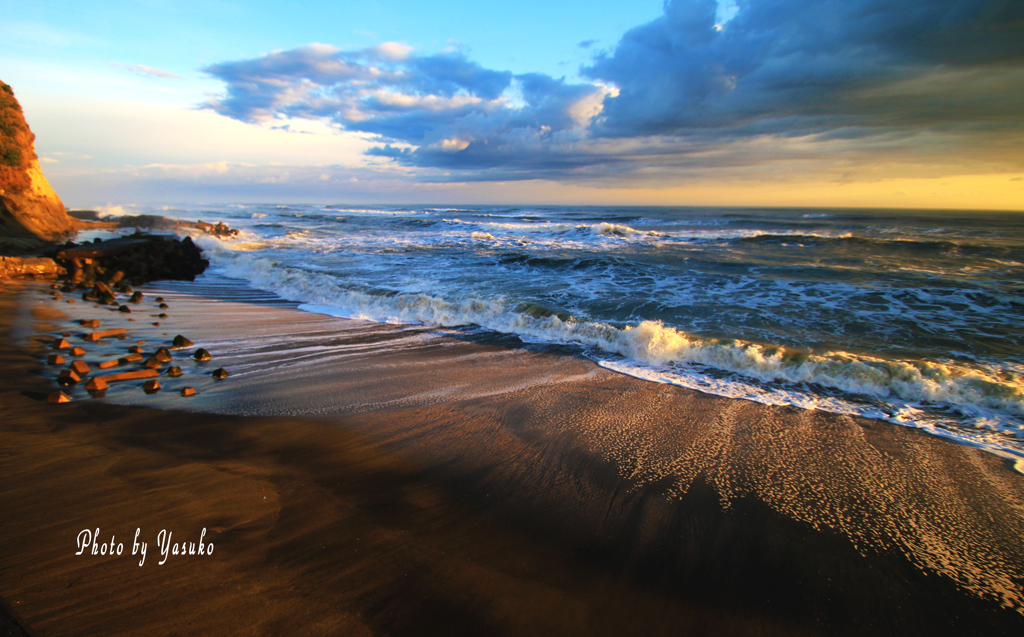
2,275,1024,636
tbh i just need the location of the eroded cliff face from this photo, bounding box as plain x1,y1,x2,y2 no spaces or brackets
0,81,75,244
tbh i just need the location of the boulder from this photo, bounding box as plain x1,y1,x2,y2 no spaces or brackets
193,348,212,361
69,360,90,375
172,335,193,348
0,256,63,278
84,328,127,342
212,368,229,379
52,337,70,349
91,369,159,384
143,379,161,394
57,368,81,385
180,387,196,397
47,392,71,403
84,377,108,391
46,353,65,365
70,346,85,357
167,366,183,377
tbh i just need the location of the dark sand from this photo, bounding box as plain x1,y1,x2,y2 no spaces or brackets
2,277,1024,636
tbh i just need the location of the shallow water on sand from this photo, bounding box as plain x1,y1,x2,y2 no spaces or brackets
93,204,1024,468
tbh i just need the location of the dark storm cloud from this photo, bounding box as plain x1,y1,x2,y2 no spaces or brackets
203,0,1024,182
584,0,1024,137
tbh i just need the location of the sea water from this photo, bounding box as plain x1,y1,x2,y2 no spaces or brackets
105,204,1024,469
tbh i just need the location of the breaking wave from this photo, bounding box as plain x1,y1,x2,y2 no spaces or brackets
198,236,1024,470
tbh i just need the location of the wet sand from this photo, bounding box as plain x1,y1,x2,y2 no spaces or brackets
2,277,1024,636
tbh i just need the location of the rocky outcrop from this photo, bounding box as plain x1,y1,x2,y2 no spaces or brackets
51,234,209,286
0,255,64,278
0,81,75,245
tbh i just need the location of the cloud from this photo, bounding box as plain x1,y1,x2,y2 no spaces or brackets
577,39,599,49
113,63,182,79
583,0,1024,138
203,42,612,177
202,0,1024,184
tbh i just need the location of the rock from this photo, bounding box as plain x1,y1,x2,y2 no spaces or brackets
180,387,196,397
128,345,142,354
143,379,161,394
171,335,193,348
143,356,164,369
52,234,209,286
0,82,75,245
167,366,183,377
91,369,159,384
158,303,169,309
79,319,101,328
129,291,143,303
212,368,229,379
193,348,212,361
92,281,115,303
47,392,71,403
83,328,127,342
70,346,85,356
69,360,90,375
0,256,63,278
97,358,122,369
152,322,161,326
155,297,164,302
118,305,131,313
119,353,143,364
57,368,81,385
46,353,65,365
84,377,108,391
158,313,168,318
52,337,70,349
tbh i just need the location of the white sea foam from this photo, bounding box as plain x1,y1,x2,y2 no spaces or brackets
198,237,1024,442
184,204,1024,473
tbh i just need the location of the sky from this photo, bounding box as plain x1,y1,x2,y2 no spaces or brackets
2,0,1022,209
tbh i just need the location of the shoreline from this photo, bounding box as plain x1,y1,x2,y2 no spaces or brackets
3,277,1024,635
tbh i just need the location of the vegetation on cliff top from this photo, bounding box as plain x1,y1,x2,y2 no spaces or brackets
0,81,36,194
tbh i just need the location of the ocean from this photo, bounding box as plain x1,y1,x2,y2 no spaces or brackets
100,204,1024,469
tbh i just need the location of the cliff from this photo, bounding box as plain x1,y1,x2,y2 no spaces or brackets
0,81,75,247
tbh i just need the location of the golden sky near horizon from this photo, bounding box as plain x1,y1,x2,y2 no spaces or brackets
5,0,1023,210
